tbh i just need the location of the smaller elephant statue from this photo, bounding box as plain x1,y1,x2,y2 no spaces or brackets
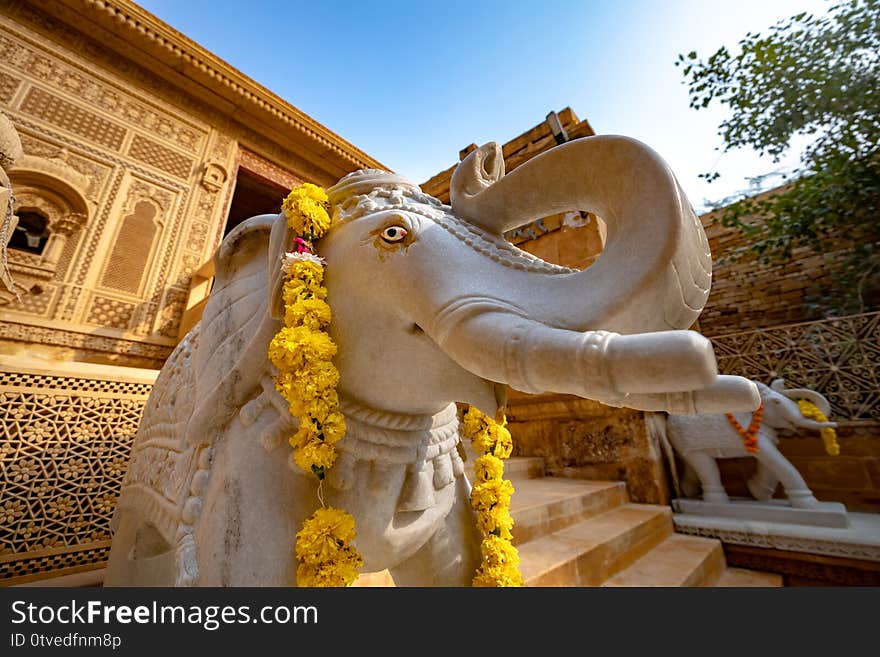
665,379,837,509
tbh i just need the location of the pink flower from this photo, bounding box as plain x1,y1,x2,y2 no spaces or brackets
292,237,313,254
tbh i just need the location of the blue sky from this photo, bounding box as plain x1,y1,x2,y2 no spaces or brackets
138,0,830,212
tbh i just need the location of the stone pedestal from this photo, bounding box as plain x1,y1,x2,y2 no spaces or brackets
673,507,880,563
672,498,849,529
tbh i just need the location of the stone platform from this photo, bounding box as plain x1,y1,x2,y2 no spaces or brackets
673,509,880,563
672,498,849,529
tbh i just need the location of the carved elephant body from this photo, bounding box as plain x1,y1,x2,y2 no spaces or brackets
666,379,836,509
105,136,760,587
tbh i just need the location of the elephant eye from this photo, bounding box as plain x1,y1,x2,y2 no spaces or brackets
380,225,408,243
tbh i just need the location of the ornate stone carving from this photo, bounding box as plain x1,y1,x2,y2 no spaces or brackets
125,178,174,212
210,133,232,161
106,137,760,586
238,148,302,190
0,29,205,153
128,135,194,180
0,357,156,584
17,135,109,199
0,321,174,361
712,311,880,421
85,295,136,330
156,287,188,339
184,221,209,254
0,71,21,104
2,283,55,316
11,190,84,235
71,168,124,291
198,161,227,193
52,212,86,236
1,111,22,302
0,9,343,188
0,17,210,346
11,152,91,199
20,87,127,151
674,515,880,563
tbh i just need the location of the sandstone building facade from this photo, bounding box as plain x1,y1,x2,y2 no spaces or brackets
0,0,382,584
0,0,382,370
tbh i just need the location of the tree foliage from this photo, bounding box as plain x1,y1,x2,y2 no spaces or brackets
677,0,880,314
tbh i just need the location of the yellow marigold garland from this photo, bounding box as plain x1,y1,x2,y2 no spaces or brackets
271,183,525,587
269,183,363,587
461,406,523,587
797,398,840,456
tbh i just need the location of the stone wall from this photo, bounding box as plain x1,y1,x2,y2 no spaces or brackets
697,204,858,337
507,391,670,504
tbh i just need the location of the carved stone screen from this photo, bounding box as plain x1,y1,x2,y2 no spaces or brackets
711,312,879,422
0,356,157,585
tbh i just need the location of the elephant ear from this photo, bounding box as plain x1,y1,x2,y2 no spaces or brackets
450,136,711,332
185,213,288,443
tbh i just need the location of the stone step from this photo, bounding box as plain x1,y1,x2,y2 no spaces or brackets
519,503,672,586
467,455,546,481
351,570,395,587
510,478,628,546
503,456,546,480
602,533,724,587
715,567,783,587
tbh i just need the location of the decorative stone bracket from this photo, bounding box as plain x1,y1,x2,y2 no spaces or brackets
199,161,228,193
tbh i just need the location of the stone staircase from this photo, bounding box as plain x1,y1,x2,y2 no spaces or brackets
355,457,781,587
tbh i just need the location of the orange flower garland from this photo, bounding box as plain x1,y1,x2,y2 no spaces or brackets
725,402,764,453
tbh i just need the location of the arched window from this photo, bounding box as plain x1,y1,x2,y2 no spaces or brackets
101,200,159,294
7,153,91,273
8,209,50,255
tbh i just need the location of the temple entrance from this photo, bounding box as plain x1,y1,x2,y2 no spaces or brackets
176,165,293,339
223,167,289,236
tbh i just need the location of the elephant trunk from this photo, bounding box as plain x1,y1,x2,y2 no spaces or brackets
450,136,711,334
770,378,834,419
428,305,759,414
796,416,838,431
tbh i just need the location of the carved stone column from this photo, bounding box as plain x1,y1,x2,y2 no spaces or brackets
42,211,87,268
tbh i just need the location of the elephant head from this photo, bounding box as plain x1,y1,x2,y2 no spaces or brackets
261,135,759,419
761,379,837,431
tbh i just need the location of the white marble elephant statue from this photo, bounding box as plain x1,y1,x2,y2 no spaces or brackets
105,135,760,586
666,379,836,509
